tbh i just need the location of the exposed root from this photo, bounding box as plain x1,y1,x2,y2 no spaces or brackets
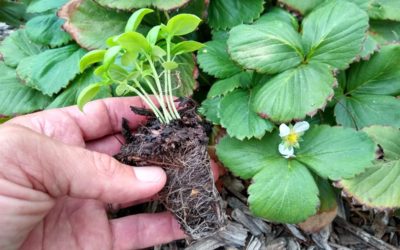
115,100,225,239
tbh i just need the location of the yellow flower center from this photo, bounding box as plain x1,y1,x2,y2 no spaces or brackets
286,132,299,146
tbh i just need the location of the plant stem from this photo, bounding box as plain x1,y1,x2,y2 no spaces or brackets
166,38,181,119
146,55,173,122
128,85,167,123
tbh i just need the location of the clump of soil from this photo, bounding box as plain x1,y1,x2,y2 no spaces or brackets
115,99,226,240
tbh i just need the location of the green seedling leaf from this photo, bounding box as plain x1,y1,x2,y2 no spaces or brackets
152,46,166,58
115,83,130,96
79,49,106,72
0,62,51,116
59,0,130,50
25,14,72,47
208,0,264,30
199,97,221,125
77,82,102,110
0,29,46,68
125,8,153,32
220,89,274,140
48,68,111,109
17,44,86,96
162,61,179,70
216,125,375,223
171,41,204,56
108,64,129,81
94,0,190,11
146,25,161,45
197,39,242,78
302,0,369,69
116,32,151,54
340,126,400,208
103,46,121,69
94,65,107,77
253,63,335,123
27,0,69,13
335,44,400,129
228,21,304,74
207,72,251,98
166,14,201,37
121,51,138,66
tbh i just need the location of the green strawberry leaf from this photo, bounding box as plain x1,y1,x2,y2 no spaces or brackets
0,62,51,116
220,88,274,140
340,126,400,208
17,44,86,96
253,63,335,123
47,69,111,109
254,7,299,30
59,0,130,50
198,97,221,125
302,0,369,69
27,0,69,13
0,1,27,27
208,0,264,30
335,44,400,129
217,125,375,223
228,21,304,74
249,159,319,224
359,35,379,60
297,125,376,180
207,72,251,98
197,39,242,78
369,20,400,44
25,14,72,47
169,53,199,97
0,29,47,68
77,82,103,111
335,95,400,129
278,0,324,15
217,132,283,180
368,0,400,21
93,0,190,10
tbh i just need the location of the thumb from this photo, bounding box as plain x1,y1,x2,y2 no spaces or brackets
0,125,166,203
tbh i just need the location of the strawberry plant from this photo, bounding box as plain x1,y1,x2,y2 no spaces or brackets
0,0,400,243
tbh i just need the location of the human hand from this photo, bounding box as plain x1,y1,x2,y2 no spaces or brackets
0,97,190,250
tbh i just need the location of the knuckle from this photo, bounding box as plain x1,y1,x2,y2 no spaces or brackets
91,152,119,178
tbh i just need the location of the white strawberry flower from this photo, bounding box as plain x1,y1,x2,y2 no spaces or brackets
278,121,310,158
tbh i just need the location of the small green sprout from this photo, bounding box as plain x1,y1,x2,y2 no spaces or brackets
77,8,204,124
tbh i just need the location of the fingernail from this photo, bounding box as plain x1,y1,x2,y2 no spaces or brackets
134,167,165,183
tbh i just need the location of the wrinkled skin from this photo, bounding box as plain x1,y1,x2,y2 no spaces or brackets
0,97,204,250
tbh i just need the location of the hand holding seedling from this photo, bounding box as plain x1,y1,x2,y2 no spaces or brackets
0,97,187,250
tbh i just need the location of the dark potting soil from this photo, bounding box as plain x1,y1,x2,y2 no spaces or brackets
115,99,226,240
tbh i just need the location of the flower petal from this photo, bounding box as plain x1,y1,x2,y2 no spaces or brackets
279,124,291,137
293,121,310,133
279,143,294,158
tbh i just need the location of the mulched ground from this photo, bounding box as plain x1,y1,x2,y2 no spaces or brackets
157,173,399,250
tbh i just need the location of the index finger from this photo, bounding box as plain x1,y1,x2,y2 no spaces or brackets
7,96,149,142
